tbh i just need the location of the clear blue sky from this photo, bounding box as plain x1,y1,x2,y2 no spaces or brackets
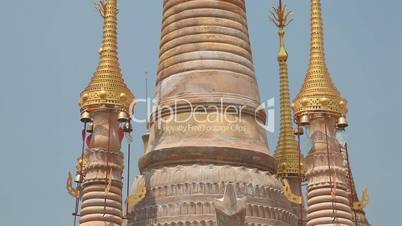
0,1,400,225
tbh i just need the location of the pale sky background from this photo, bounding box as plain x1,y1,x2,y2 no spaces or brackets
0,0,401,225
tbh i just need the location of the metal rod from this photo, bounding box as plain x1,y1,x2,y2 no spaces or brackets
126,142,131,217
73,121,87,226
73,190,80,226
145,71,149,129
297,125,304,226
79,122,87,178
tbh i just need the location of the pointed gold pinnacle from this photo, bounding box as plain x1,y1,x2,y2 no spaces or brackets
293,0,347,119
79,0,134,115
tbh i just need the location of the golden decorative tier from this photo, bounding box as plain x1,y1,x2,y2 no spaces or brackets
293,0,347,118
79,0,134,114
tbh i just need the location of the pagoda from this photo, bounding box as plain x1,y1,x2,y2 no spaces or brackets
64,1,373,226
127,0,296,225
69,0,135,225
270,0,306,224
292,0,370,225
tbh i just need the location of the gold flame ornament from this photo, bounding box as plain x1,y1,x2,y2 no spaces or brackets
282,179,302,204
127,176,147,206
353,187,369,210
66,172,81,199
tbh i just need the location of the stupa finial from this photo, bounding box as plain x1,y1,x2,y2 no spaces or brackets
79,0,134,116
271,0,304,177
293,0,347,120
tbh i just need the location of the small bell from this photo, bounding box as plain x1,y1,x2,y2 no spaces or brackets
142,131,150,153
123,121,133,133
299,114,310,126
294,127,304,136
74,174,82,183
337,115,348,129
86,122,94,133
118,111,129,122
80,111,92,123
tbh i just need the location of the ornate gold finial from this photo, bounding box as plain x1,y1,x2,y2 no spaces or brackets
79,0,134,115
270,0,293,61
271,1,304,177
293,0,347,119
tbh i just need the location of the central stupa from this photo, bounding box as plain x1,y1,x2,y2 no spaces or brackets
128,0,296,225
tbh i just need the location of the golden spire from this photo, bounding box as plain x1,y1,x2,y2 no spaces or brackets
79,0,134,115
293,0,347,119
271,1,304,177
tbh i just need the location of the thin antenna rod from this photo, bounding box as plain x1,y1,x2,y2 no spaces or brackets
73,122,87,226
125,142,131,217
297,126,304,226
145,71,149,129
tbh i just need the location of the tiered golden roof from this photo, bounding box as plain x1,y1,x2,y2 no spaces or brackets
293,0,347,118
79,0,134,114
271,3,304,177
